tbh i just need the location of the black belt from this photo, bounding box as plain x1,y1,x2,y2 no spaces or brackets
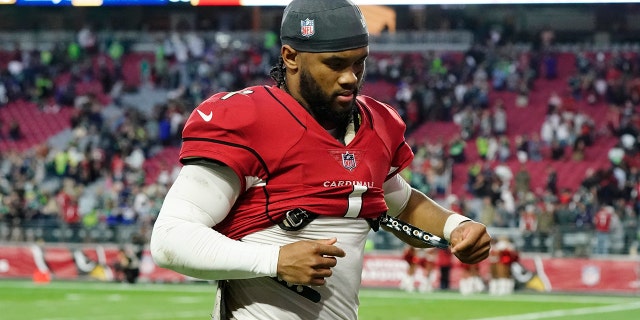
271,277,321,303
278,208,383,232
278,208,318,231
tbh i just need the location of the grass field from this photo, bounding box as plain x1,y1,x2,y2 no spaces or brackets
1,280,639,320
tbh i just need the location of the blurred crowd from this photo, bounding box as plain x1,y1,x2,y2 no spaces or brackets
0,25,639,257
398,41,640,256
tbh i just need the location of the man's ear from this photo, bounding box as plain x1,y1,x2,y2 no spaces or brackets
282,45,299,71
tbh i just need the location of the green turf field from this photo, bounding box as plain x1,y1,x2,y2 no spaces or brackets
1,280,639,320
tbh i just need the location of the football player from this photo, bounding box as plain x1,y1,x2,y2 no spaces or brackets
150,0,491,319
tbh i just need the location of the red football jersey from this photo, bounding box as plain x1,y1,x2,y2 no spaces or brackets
180,85,414,239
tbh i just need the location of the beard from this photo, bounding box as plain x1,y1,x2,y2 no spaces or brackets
298,68,361,131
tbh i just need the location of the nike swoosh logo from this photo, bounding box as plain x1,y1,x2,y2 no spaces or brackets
197,110,213,122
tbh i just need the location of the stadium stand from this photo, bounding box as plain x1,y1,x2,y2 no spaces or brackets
0,23,638,259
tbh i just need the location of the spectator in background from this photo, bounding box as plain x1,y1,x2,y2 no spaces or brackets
419,248,438,293
537,201,555,253
437,248,453,290
0,80,8,106
61,195,81,242
124,145,146,172
550,138,565,160
479,196,497,227
489,236,518,295
593,205,614,255
553,195,577,256
540,117,555,146
459,260,485,295
494,163,513,191
7,120,22,141
113,247,131,283
113,242,141,284
454,107,476,140
515,83,530,108
476,134,490,160
399,246,430,293
478,109,492,137
492,100,507,135
497,135,511,162
486,134,499,161
543,52,558,80
77,24,97,57
519,204,538,251
527,133,544,162
610,200,625,254
157,110,172,146
571,139,587,161
621,204,638,254
514,163,531,200
448,134,467,163
514,134,529,163
40,190,61,224
429,157,449,196
545,167,558,195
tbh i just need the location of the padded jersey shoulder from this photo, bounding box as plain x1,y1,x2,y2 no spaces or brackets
356,94,408,143
180,86,308,183
183,86,308,141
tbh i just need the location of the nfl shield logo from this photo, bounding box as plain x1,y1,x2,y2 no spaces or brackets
301,18,315,38
342,152,357,171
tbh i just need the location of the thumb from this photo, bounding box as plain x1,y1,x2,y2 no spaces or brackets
449,229,470,254
313,237,345,258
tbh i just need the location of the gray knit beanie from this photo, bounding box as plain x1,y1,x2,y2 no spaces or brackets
280,0,369,53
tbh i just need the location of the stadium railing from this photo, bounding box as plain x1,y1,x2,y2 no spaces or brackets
0,30,474,52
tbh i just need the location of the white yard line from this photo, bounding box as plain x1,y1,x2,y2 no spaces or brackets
38,311,207,320
359,290,638,304
470,301,640,320
0,280,215,293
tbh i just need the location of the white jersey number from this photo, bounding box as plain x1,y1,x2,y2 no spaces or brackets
345,185,367,218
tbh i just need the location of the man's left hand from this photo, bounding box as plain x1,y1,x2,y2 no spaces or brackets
449,221,491,264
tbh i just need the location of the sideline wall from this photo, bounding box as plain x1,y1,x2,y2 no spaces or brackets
0,244,638,294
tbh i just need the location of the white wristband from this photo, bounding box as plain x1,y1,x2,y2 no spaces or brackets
443,214,471,241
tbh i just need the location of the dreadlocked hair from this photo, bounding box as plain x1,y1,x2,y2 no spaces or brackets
269,57,286,88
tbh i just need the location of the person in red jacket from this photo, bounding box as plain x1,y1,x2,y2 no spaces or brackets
437,247,453,290
593,205,615,255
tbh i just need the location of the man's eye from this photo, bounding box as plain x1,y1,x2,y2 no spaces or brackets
327,62,344,70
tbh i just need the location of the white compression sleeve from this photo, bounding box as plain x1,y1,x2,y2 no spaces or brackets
149,164,280,280
383,174,412,218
